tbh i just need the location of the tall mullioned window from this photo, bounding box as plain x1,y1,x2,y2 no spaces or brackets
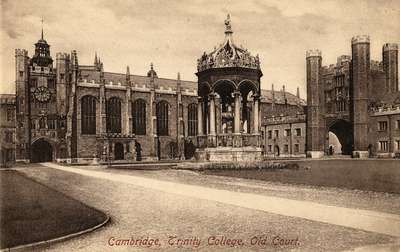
156,101,169,136
378,121,388,131
188,103,197,136
379,141,388,152
81,95,96,134
107,97,121,133
132,99,146,135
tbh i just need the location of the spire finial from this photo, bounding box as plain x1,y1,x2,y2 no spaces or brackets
94,52,98,65
126,65,131,83
177,72,180,81
150,62,154,70
296,86,300,98
41,17,44,40
224,14,233,35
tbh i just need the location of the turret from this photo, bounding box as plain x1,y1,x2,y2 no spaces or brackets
56,53,69,83
351,35,370,157
31,27,53,67
383,43,399,92
56,52,69,115
15,49,29,109
306,49,325,158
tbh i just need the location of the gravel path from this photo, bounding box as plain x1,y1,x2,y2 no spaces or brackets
95,167,400,215
16,164,399,251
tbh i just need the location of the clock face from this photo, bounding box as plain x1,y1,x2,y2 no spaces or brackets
34,86,51,102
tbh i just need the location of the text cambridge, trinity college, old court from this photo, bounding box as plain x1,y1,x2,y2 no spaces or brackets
1,14,400,166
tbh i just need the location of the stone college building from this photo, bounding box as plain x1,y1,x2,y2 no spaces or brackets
2,15,399,165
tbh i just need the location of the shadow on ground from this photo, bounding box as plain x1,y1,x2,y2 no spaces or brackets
0,170,108,249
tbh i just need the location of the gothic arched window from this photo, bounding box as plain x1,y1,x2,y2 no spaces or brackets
107,97,121,133
132,99,146,135
156,101,169,136
81,95,96,134
188,103,197,136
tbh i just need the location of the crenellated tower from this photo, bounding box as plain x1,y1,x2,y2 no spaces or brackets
15,49,30,161
351,35,370,157
383,43,399,92
306,49,325,158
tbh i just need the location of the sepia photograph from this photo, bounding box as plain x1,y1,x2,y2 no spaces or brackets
0,0,400,251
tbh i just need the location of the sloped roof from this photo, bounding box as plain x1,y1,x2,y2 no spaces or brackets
261,90,306,106
79,67,305,105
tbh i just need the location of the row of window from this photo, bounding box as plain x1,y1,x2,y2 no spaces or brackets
267,128,302,139
266,144,302,153
81,96,198,136
336,101,347,112
378,120,400,131
378,140,400,151
31,118,62,130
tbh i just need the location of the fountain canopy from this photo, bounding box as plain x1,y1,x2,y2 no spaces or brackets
197,14,261,72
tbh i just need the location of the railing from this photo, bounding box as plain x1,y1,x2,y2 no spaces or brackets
216,134,233,147
197,135,208,148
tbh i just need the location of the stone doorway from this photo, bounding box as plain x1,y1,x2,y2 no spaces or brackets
274,145,280,157
114,142,124,160
31,139,53,163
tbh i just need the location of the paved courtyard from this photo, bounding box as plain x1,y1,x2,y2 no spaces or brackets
13,163,400,251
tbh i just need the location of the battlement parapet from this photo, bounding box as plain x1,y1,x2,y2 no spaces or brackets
370,104,400,116
322,64,335,74
383,43,398,51
370,60,383,71
0,94,16,105
15,49,28,57
351,35,370,44
306,49,321,58
337,55,351,65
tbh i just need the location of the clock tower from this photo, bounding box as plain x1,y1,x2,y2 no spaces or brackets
15,25,66,163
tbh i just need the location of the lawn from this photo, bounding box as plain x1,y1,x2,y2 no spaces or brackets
0,170,108,249
202,159,400,194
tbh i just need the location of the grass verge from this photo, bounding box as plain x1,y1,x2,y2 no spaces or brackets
0,170,108,249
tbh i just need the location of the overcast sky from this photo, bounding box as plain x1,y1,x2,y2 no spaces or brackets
1,0,399,97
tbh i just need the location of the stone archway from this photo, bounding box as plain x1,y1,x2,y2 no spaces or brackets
31,139,53,163
328,120,353,155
